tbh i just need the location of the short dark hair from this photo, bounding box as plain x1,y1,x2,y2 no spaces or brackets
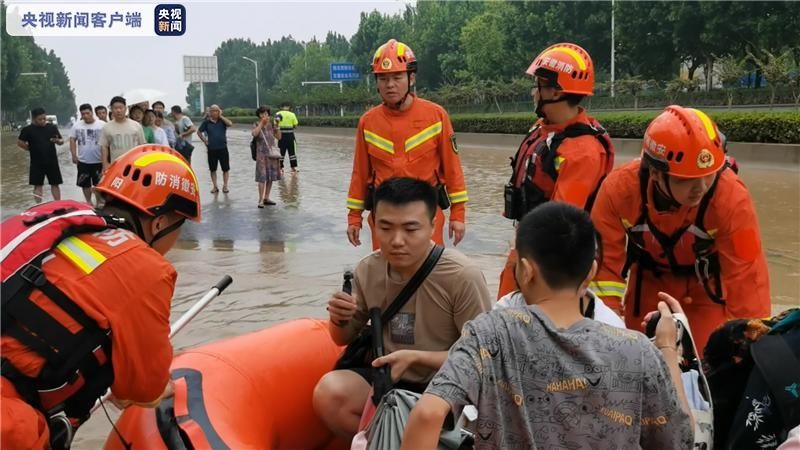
95,105,107,113
256,105,271,116
129,104,144,114
79,103,92,112
152,100,165,108
280,101,291,108
515,202,597,290
31,107,46,117
110,96,126,106
171,105,182,114
374,177,437,221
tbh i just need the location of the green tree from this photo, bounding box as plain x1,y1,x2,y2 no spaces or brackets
714,54,748,109
748,48,794,107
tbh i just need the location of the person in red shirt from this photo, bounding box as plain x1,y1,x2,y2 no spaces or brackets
591,106,771,352
1,145,201,450
497,43,614,298
346,39,468,249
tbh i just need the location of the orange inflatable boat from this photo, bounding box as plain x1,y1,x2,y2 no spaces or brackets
103,318,347,450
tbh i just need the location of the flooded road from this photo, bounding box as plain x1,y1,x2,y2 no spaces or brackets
1,127,798,448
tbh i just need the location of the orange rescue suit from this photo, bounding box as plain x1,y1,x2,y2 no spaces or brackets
1,229,176,449
497,109,612,298
590,160,770,352
346,97,467,249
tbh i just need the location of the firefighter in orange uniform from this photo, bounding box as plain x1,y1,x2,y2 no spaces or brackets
346,39,468,249
591,106,770,352
1,145,200,450
497,43,614,298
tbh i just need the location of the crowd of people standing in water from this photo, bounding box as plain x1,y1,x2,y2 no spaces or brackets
2,38,798,450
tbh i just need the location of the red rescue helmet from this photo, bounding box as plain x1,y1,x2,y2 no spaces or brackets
641,105,726,179
95,145,201,221
526,43,594,96
372,39,417,74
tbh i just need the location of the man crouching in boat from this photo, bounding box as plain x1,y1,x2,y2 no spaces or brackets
314,177,493,438
1,145,200,450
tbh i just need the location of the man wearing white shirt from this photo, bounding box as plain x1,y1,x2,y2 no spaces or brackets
70,103,105,204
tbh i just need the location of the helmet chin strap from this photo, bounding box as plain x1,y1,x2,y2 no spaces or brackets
653,175,683,210
147,218,185,247
535,98,564,120
117,214,185,247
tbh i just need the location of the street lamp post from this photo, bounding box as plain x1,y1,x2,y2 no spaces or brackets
242,56,260,108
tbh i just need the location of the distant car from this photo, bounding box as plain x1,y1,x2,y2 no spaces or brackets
46,115,58,126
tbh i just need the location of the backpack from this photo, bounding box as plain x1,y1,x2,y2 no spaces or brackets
503,119,614,221
705,309,800,449
1,200,124,430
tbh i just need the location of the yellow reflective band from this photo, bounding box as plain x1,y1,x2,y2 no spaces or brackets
405,121,442,153
56,236,107,274
347,198,365,210
397,43,406,57
590,281,627,298
448,190,469,204
688,108,717,141
554,156,565,171
547,47,587,71
134,152,198,187
374,46,384,59
621,218,633,229
364,130,394,155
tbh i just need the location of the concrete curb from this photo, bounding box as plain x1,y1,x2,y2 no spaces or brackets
297,126,800,166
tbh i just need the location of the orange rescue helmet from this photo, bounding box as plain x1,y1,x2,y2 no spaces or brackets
641,105,726,179
371,39,417,74
526,43,594,96
96,145,201,221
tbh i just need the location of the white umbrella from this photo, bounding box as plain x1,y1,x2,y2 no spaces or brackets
121,88,167,106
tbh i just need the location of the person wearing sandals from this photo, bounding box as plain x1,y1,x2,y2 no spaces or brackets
252,106,282,207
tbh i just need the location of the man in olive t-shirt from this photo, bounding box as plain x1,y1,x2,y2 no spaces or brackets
100,96,146,172
313,177,492,439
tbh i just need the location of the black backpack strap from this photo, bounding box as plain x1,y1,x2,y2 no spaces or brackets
380,245,444,324
750,332,800,428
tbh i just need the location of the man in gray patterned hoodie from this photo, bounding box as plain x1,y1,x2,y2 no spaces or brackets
402,202,694,449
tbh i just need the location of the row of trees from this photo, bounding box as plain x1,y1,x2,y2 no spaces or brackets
1,3,76,123
188,1,800,113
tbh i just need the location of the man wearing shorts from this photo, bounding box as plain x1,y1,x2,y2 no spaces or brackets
198,104,233,193
18,107,63,203
70,103,105,204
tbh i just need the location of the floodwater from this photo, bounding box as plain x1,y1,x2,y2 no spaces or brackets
1,126,798,448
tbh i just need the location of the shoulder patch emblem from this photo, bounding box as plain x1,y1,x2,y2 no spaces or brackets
450,134,459,154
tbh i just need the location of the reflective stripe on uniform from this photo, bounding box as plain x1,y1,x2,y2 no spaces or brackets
589,281,626,298
364,130,394,155
554,156,565,171
448,190,469,204
405,121,442,153
56,236,107,274
347,198,365,210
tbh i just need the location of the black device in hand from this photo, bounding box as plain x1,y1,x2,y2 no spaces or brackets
644,311,685,349
333,270,354,327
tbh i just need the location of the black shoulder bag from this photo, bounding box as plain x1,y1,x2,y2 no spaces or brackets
333,245,444,370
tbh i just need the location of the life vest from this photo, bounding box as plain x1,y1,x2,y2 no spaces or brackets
1,201,125,432
503,118,614,221
622,167,727,316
